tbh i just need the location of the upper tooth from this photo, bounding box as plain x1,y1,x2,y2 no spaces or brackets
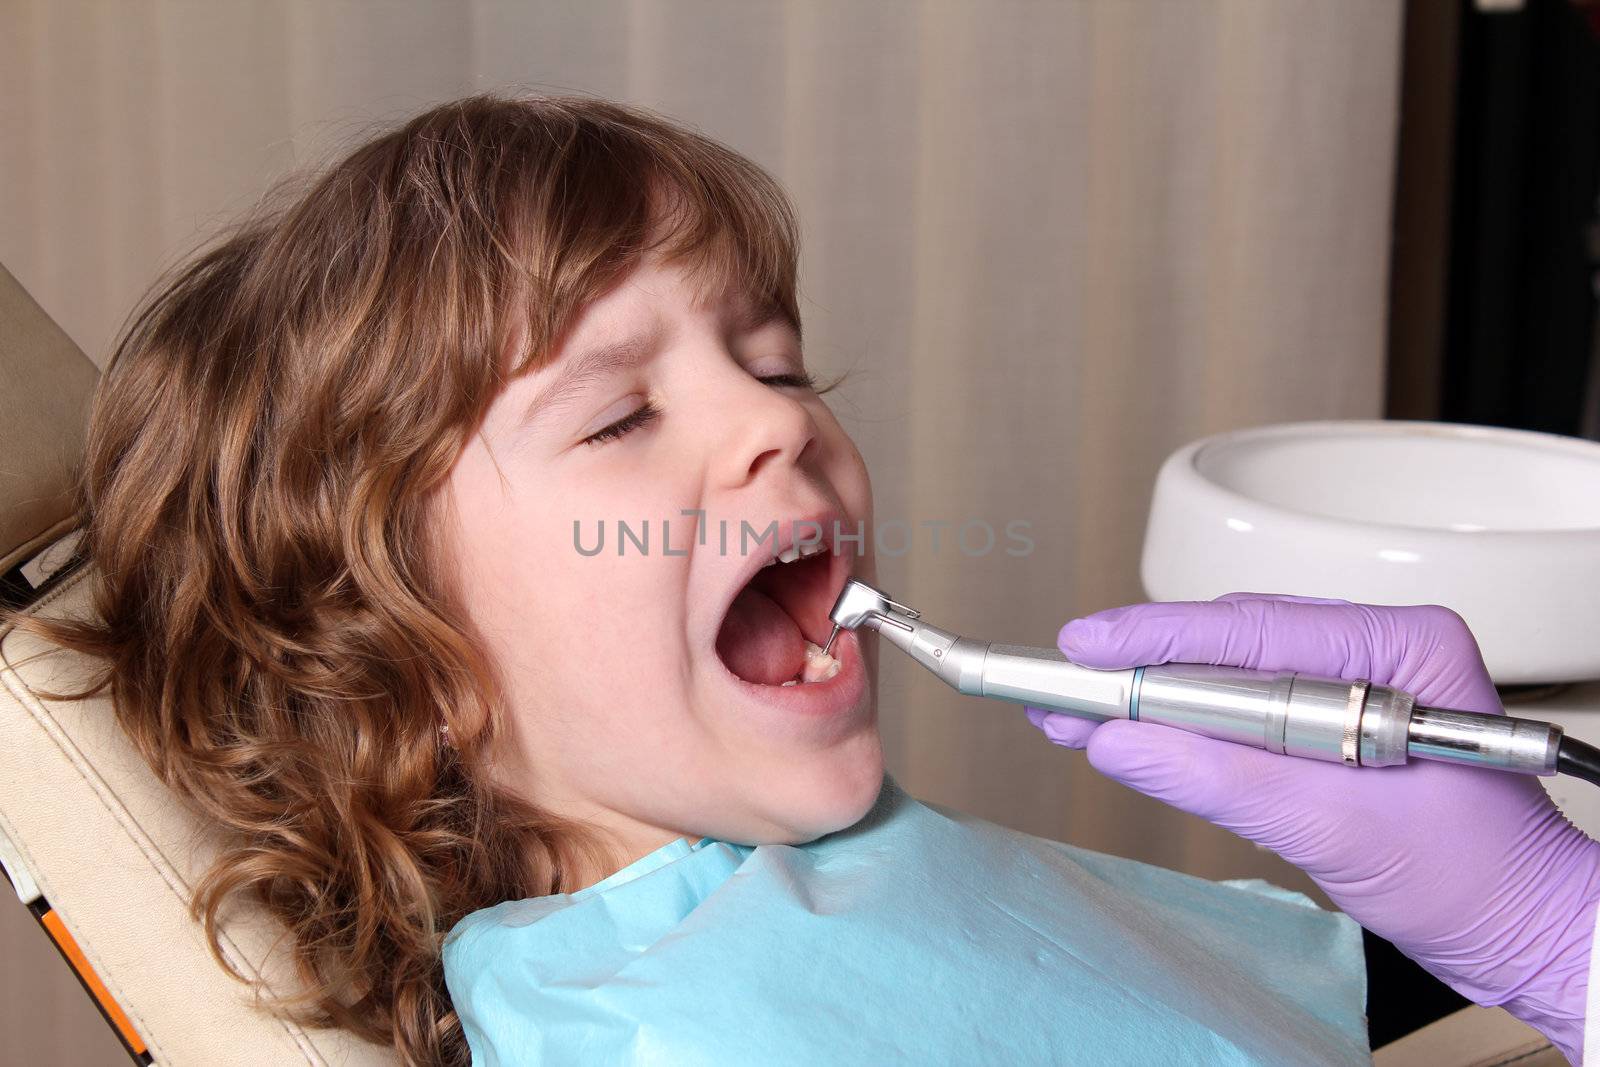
767,540,831,567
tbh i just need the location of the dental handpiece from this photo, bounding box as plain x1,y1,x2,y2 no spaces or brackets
825,578,1583,779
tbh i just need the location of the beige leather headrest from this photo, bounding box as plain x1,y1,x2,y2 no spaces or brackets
0,263,396,1061
0,264,100,574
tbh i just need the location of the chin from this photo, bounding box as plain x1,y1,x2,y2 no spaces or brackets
761,735,887,845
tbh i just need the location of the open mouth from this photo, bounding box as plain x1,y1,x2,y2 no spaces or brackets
714,533,848,687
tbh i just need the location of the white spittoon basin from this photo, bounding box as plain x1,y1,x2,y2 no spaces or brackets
1142,419,1600,685
1140,419,1600,832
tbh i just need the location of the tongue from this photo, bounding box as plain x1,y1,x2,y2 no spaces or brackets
717,584,806,685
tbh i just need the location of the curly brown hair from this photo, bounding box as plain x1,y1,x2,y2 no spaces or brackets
3,92,802,1065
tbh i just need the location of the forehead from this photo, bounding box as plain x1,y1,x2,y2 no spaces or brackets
552,258,789,363
493,258,794,427
495,216,802,377
590,255,774,324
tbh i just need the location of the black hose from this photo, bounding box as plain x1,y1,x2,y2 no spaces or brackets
1557,736,1600,786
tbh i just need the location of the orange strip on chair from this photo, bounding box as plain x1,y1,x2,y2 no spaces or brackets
40,908,149,1057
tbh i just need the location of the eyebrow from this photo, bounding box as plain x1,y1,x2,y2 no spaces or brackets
735,297,794,338
521,328,662,423
520,296,797,423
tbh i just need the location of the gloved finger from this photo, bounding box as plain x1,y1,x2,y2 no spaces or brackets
1084,718,1321,846
1025,706,1097,749
1058,597,1369,672
1057,596,1498,713
1212,590,1354,608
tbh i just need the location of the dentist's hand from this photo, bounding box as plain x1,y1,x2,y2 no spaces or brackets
1026,593,1600,1063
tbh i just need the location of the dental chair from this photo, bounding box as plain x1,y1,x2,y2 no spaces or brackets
0,261,1565,1065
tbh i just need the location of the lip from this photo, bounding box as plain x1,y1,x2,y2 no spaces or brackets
710,622,869,721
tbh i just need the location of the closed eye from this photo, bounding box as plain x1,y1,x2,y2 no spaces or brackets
759,371,817,390
580,372,819,446
582,402,662,445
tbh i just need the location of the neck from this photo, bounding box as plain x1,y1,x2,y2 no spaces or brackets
552,811,695,894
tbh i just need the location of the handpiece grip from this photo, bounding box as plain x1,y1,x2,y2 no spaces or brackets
1133,662,1413,767
975,644,1138,721
985,653,1412,767
973,647,1561,775
893,624,1563,775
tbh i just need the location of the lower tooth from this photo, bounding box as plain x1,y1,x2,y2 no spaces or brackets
800,640,841,683
775,642,842,688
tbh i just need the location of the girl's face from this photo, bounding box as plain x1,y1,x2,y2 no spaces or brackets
443,253,881,869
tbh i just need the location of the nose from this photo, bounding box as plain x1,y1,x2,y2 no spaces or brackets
708,369,819,490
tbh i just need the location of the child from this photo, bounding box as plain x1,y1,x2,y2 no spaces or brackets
9,93,1367,1065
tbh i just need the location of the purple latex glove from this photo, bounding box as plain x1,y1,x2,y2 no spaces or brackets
1027,592,1600,1063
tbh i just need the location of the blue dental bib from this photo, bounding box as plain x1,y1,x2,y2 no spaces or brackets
444,776,1368,1065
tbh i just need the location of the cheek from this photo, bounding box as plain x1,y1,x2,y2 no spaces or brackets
813,405,871,497
460,519,706,800
450,455,700,723
442,447,625,681
481,509,689,686
819,422,875,560
843,446,873,526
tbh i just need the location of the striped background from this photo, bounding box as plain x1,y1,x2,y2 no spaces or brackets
0,2,1401,1062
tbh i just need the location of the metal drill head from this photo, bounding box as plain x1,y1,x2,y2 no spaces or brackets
828,578,891,631
828,578,920,632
